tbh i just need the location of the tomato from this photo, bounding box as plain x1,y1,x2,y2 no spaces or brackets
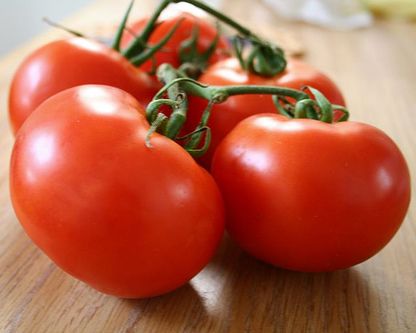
121,11,230,72
185,57,346,169
10,85,224,298
275,58,345,105
211,114,410,272
8,38,160,135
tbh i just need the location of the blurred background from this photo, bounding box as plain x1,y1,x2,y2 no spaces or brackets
0,0,415,57
0,0,90,56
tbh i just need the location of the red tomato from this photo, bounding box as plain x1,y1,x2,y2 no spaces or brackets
212,114,410,272
8,38,160,135
121,12,230,72
185,57,346,169
10,85,224,298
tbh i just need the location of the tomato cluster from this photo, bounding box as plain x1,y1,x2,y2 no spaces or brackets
8,2,410,299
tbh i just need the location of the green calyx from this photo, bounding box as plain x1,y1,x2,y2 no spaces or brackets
114,0,287,76
178,24,223,79
113,0,181,67
233,36,287,78
274,86,349,123
172,0,287,77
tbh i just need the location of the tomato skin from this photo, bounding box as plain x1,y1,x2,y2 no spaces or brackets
8,38,160,135
211,114,410,272
121,12,230,72
186,57,346,169
275,58,345,106
10,85,224,298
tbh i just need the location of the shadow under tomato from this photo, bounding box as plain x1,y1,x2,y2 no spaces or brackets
118,236,240,332
119,235,384,332
122,282,209,332
202,234,384,333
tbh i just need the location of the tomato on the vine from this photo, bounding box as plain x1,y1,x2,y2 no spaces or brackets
8,38,160,135
212,114,410,272
185,57,346,168
121,11,230,72
10,85,224,298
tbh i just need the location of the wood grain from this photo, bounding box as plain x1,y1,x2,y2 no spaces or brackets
0,0,415,332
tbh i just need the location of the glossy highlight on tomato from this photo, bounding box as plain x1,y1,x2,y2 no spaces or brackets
10,85,224,298
186,57,346,168
212,114,410,272
8,38,160,135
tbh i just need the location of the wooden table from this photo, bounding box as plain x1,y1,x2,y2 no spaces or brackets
1,1,415,332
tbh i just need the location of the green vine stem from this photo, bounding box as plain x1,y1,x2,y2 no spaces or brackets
44,1,177,67
129,19,184,66
145,64,349,154
45,0,287,76
121,0,286,76
121,0,171,58
112,0,135,51
177,24,222,78
42,17,85,37
172,0,286,76
145,113,168,148
157,63,189,139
